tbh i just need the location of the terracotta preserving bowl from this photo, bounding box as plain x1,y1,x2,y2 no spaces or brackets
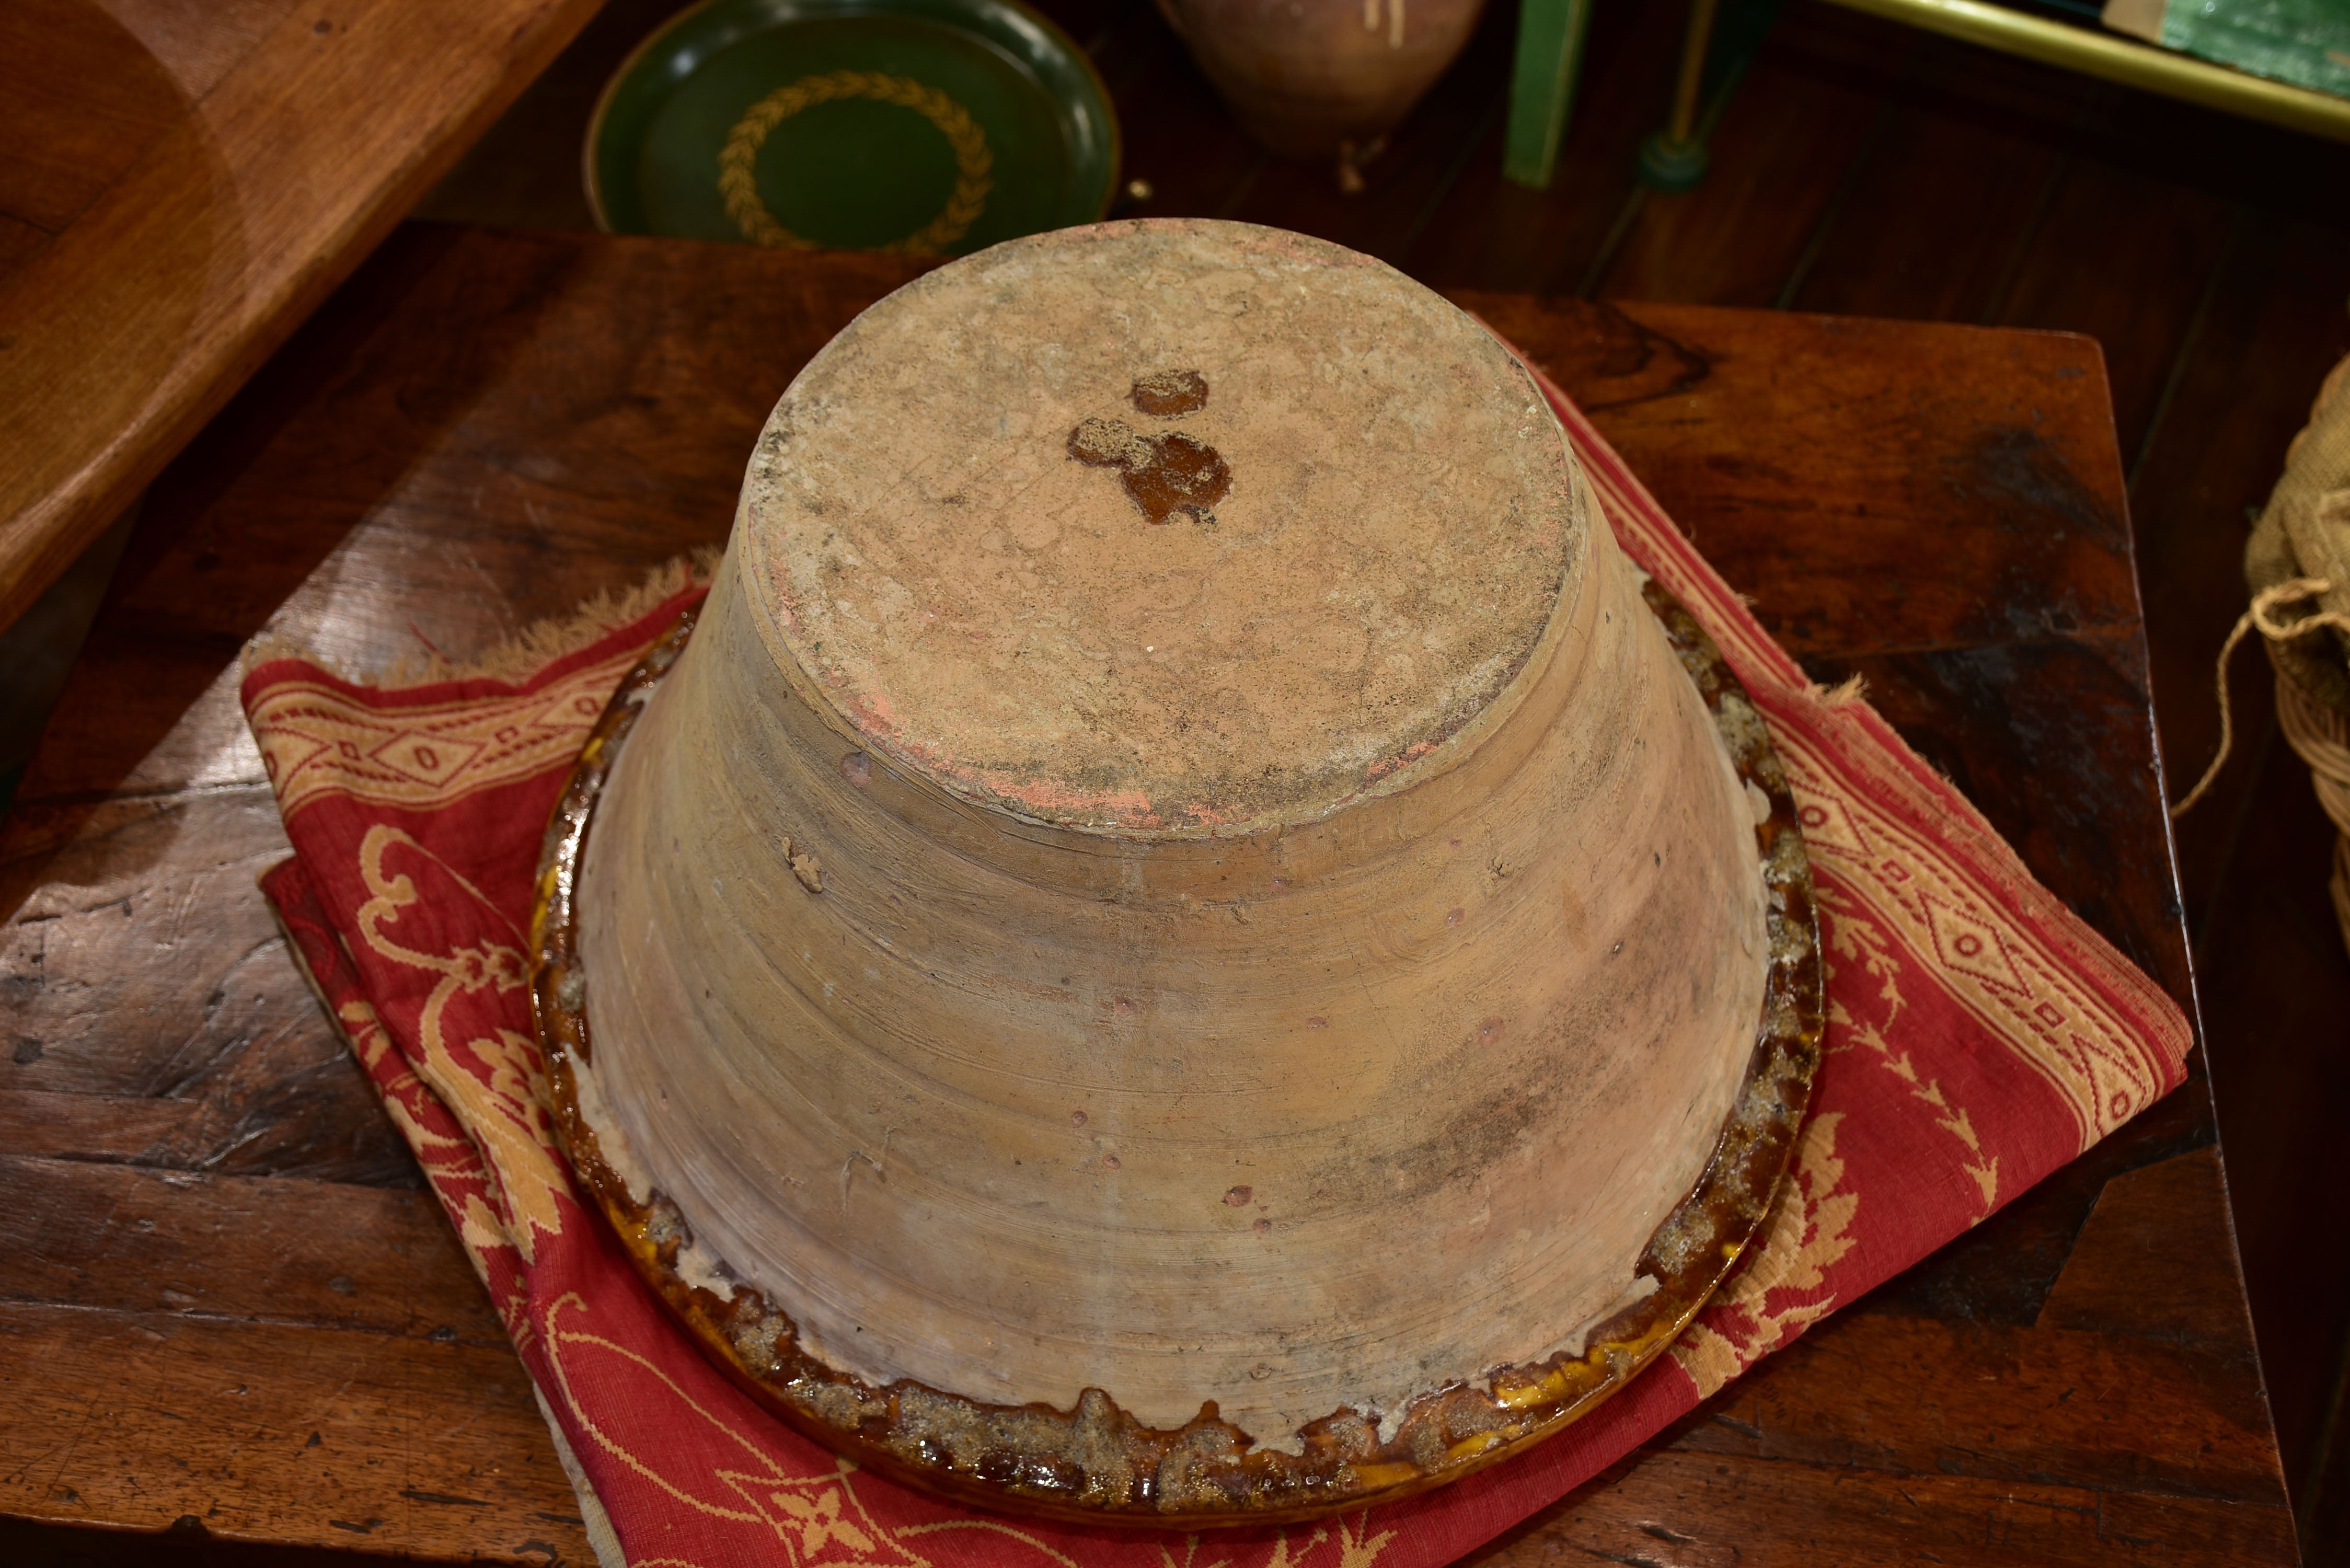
530,219,1821,1525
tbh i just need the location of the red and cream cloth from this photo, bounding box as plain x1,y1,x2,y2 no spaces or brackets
244,367,2191,1568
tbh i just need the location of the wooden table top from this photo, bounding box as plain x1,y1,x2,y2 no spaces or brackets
0,224,2293,1565
0,0,605,633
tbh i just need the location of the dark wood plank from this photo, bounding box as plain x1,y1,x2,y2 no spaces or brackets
1591,4,1913,308
0,781,414,1189
0,1156,496,1337
0,1086,391,1177
1667,1315,2277,1505
1469,1448,2296,1567
0,1308,580,1556
1784,36,2090,322
2038,1147,2261,1343
2194,732,2350,1530
1984,162,2235,469
1471,296,2145,661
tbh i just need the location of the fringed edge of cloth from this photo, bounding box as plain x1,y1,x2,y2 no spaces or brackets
239,547,722,692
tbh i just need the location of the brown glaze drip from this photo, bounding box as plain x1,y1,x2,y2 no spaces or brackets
1067,416,1232,525
1131,369,1208,417
530,584,1825,1526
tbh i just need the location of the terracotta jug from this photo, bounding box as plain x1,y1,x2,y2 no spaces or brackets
533,218,1819,1524
1153,0,1490,170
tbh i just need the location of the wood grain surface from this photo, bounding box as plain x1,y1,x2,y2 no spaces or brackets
0,0,607,634
0,225,2288,1563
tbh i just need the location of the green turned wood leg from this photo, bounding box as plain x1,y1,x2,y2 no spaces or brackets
1504,0,1597,189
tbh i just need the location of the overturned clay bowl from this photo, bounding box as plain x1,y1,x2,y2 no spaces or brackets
531,218,1822,1525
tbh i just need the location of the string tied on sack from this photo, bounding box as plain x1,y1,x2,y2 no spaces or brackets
2172,576,2350,818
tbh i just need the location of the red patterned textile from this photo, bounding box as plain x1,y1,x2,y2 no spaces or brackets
245,368,2192,1568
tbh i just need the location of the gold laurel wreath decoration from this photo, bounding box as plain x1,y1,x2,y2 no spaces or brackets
718,71,994,255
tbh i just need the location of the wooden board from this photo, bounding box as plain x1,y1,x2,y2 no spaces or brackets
0,227,2290,1563
0,0,607,633
400,0,2350,1537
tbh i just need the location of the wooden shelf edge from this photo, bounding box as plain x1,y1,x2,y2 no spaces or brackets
0,0,607,631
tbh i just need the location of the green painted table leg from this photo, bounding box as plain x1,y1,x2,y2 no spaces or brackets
1504,0,1597,189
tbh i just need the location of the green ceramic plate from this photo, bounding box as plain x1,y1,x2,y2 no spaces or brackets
587,0,1117,256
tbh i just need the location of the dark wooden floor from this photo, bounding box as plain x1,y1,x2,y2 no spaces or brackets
251,0,2350,1558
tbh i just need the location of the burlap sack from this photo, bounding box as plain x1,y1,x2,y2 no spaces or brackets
2240,351,2350,948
